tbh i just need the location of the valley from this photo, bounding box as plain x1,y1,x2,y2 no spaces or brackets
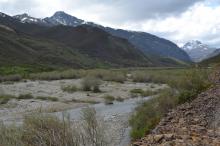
0,5,220,146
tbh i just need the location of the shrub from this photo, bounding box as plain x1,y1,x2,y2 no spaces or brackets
29,69,86,81
129,88,177,140
81,107,109,145
115,97,124,102
103,72,126,83
36,96,59,102
0,74,22,82
81,76,102,92
130,89,145,94
0,95,16,104
170,69,211,104
132,71,151,83
130,89,159,98
18,94,34,100
61,85,78,93
129,68,212,140
22,114,80,146
103,95,115,105
0,107,109,146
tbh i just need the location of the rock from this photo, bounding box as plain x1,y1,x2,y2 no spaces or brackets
153,134,164,142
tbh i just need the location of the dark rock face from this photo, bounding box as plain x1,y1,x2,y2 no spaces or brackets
105,27,191,62
133,85,220,146
43,11,85,26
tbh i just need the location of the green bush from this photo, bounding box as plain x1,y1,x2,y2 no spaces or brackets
129,88,177,140
130,88,159,98
129,68,212,140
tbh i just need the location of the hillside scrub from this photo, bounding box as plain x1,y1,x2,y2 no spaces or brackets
129,68,212,140
0,107,109,146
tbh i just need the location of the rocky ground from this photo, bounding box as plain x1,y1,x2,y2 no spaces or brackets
133,86,220,146
0,79,165,145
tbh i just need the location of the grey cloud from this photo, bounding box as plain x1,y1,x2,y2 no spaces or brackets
91,0,205,23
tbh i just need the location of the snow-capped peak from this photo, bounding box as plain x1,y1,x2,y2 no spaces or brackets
43,11,85,26
0,12,7,17
182,40,217,62
182,40,207,51
13,13,43,23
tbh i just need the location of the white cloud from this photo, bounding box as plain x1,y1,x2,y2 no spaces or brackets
0,0,220,47
116,2,220,47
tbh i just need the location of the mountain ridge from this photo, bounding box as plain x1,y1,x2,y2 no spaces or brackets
13,11,191,63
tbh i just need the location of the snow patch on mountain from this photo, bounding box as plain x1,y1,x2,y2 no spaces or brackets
182,40,217,62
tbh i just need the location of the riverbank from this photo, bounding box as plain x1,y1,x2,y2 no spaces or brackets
133,86,220,146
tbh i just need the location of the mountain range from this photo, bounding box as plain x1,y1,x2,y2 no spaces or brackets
182,40,218,62
0,11,191,69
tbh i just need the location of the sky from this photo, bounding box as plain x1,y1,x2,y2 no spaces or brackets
0,0,220,47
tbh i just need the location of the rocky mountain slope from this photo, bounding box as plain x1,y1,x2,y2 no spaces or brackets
133,84,220,145
14,11,191,63
0,24,99,68
34,25,151,67
182,40,217,62
0,12,153,68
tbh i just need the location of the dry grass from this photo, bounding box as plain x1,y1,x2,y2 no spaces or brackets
0,107,110,146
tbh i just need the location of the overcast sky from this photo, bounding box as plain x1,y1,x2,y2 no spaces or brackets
0,0,220,47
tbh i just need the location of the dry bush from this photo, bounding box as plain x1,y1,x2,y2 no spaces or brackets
102,95,115,105
0,74,22,82
81,76,102,92
0,107,109,146
29,69,86,81
0,123,24,146
80,107,109,146
62,85,78,93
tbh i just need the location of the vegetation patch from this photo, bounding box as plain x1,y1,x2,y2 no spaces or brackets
129,68,212,140
17,94,34,100
61,85,78,93
115,96,124,102
36,96,59,102
0,95,16,104
102,95,115,105
130,88,159,98
0,107,109,146
81,76,102,93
